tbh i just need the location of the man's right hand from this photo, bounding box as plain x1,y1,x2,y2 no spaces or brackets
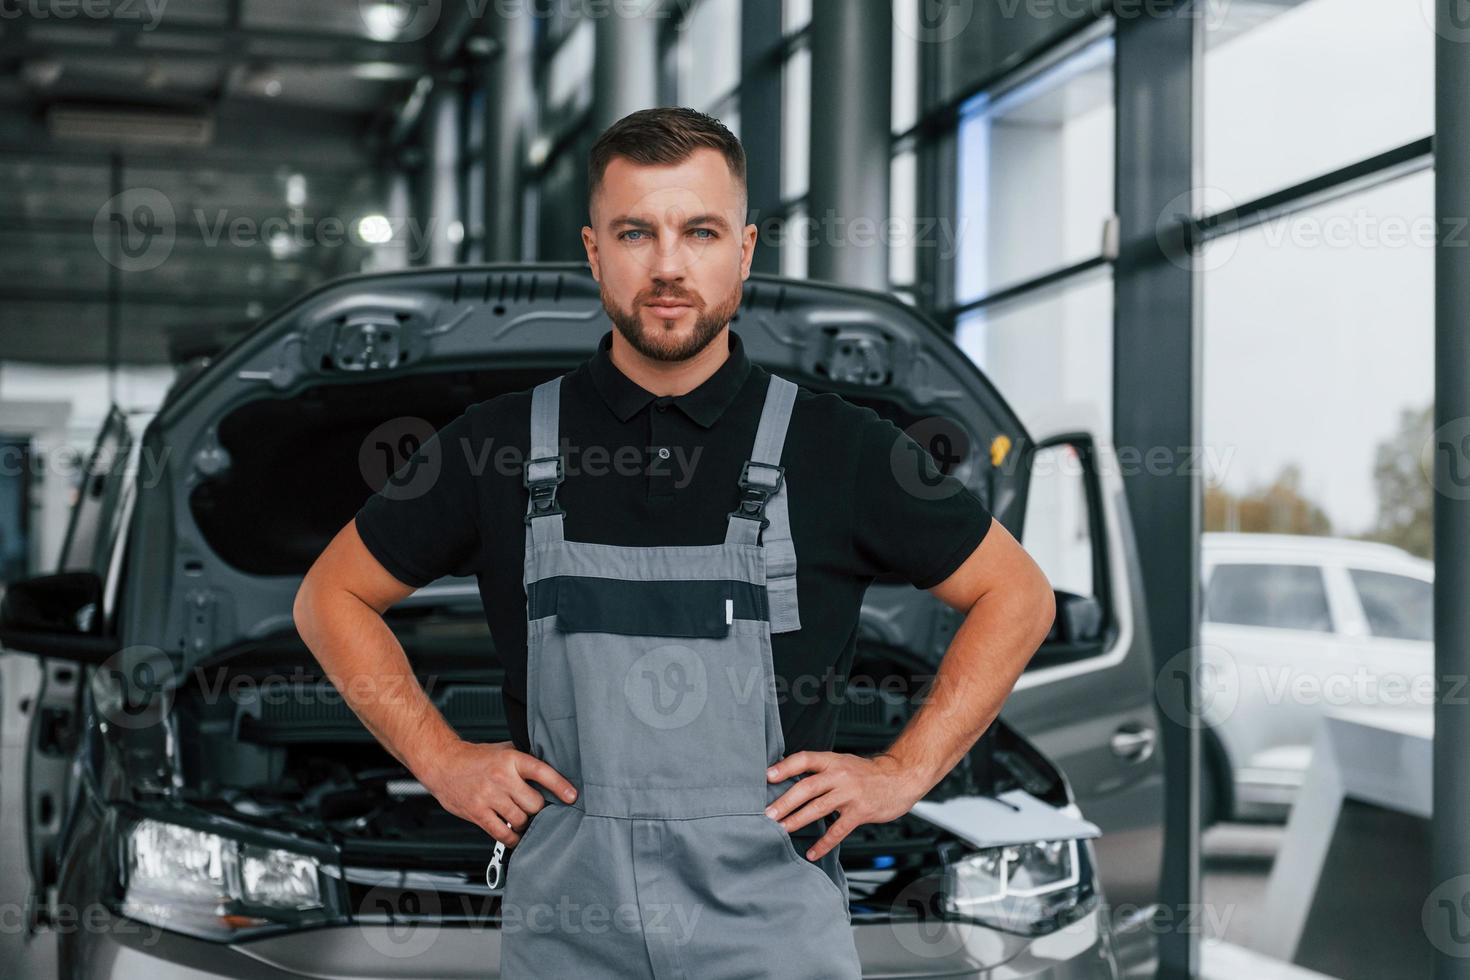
418,740,579,847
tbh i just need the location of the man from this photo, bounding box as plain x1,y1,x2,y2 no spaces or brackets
293,106,1055,976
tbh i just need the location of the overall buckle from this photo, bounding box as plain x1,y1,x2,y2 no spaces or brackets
523,454,565,524
728,460,783,531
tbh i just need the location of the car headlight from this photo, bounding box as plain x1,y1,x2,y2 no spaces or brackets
119,817,339,941
942,838,1096,936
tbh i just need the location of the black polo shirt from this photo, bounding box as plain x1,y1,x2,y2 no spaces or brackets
353,327,993,756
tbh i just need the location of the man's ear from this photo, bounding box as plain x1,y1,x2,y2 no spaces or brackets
581,225,599,280
740,222,758,279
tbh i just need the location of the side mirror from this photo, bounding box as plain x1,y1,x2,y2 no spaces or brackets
0,571,119,662
1044,590,1105,646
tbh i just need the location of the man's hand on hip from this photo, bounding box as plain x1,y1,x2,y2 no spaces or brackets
419,740,579,847
764,751,926,861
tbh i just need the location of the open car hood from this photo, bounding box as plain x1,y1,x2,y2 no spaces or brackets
121,262,1032,677
911,790,1100,849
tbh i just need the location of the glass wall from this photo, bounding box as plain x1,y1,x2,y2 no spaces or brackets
948,28,1116,440
1204,0,1433,203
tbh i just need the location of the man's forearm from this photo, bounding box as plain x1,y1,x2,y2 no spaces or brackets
294,583,461,779
876,582,1052,795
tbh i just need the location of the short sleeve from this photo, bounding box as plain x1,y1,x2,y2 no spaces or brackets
850,410,994,589
353,409,482,588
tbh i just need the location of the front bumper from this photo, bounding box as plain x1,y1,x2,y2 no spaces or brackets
64,909,1118,979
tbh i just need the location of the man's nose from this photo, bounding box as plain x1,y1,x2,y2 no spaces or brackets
648,236,692,279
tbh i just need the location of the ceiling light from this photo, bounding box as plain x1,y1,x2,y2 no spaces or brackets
362,2,404,41
357,214,393,245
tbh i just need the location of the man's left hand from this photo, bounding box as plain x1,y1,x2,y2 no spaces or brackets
765,751,929,861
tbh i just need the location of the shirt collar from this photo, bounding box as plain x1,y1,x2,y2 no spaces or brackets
588,328,752,429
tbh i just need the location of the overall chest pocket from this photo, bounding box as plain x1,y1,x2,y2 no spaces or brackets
552,576,750,639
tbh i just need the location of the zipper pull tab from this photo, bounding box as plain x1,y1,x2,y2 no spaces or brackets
486,839,506,890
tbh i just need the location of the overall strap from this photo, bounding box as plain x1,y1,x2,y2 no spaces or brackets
725,373,802,633
524,375,566,549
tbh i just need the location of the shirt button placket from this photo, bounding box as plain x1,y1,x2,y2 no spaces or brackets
649,399,676,498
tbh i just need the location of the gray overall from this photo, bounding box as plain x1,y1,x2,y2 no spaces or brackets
493,371,864,979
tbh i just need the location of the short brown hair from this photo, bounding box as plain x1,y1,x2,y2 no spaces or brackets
587,106,747,219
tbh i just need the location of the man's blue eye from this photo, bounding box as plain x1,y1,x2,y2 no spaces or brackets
692,229,715,240
622,230,646,241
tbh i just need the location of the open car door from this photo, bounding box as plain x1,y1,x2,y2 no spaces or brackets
0,404,134,931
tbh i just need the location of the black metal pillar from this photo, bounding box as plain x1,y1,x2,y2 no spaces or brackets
1434,2,1470,977
483,9,534,262
1113,3,1200,978
807,0,891,287
425,87,462,266
592,6,658,133
739,0,783,276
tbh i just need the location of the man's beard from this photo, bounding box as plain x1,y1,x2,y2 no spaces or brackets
602,278,743,363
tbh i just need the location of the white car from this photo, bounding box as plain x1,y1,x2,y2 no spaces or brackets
1199,532,1433,823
